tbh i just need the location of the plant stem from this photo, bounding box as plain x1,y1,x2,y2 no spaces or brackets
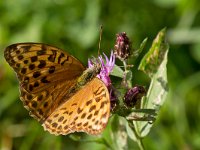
136,138,145,150
128,121,145,150
123,60,127,72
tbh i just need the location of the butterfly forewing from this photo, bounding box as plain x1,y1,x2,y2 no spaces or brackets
43,78,110,135
20,79,78,121
4,43,85,93
4,43,85,122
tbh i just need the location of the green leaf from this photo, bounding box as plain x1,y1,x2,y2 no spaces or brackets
138,28,168,78
133,37,148,57
111,116,128,150
138,38,148,53
136,28,169,137
111,64,124,78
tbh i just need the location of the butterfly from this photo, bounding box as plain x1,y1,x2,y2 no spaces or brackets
4,43,110,135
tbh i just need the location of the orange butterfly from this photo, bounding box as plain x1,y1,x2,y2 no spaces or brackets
4,43,111,135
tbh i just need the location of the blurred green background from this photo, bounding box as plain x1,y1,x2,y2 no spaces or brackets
0,0,200,150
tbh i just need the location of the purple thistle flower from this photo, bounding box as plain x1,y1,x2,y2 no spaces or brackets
88,51,115,87
88,51,119,111
114,32,131,60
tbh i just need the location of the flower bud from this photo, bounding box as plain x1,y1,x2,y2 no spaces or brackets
114,32,131,60
124,85,146,108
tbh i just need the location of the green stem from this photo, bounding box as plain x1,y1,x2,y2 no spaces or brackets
128,121,145,150
123,60,128,72
122,60,132,88
136,138,145,150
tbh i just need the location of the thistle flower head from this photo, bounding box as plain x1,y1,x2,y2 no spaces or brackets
124,85,146,108
88,51,115,87
114,32,131,60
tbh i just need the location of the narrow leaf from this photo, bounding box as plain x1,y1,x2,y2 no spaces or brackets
136,28,169,137
133,38,148,57
138,28,168,78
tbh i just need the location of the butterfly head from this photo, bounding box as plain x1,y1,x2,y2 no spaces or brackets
76,61,100,87
88,51,115,87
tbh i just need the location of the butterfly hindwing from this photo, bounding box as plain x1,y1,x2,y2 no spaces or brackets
43,78,110,135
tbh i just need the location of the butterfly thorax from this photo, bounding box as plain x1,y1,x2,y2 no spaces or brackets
60,65,101,103
77,65,101,86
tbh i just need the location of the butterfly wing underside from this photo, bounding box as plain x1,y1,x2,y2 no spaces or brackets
4,43,86,122
43,77,110,135
4,43,110,135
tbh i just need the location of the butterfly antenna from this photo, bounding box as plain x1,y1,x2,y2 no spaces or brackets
118,64,134,68
98,25,103,56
